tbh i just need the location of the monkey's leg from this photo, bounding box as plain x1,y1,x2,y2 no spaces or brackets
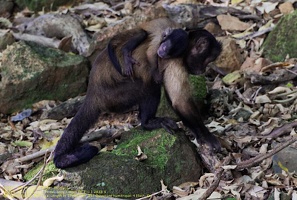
139,84,178,133
54,98,100,169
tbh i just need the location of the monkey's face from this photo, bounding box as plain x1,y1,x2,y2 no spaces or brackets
157,28,188,59
186,30,222,75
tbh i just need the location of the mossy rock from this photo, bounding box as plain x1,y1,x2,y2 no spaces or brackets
263,10,297,62
59,129,202,198
157,75,207,118
0,41,89,114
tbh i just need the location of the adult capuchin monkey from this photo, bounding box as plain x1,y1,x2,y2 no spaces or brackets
54,18,222,169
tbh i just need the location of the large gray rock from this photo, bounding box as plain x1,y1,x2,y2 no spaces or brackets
14,0,75,12
263,10,297,62
60,129,202,198
0,41,89,114
0,0,14,17
272,146,297,173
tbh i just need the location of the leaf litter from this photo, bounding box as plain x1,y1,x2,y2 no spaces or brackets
1,0,297,199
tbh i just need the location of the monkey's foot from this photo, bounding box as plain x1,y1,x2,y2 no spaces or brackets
54,143,99,169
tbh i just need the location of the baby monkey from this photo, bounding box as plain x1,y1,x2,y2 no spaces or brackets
108,23,188,83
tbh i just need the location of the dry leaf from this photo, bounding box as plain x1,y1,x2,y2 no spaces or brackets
177,188,221,200
161,179,168,192
259,144,268,154
256,2,278,14
279,2,294,14
135,145,147,161
222,70,242,85
43,175,64,187
222,165,237,170
255,95,271,103
247,185,267,199
12,140,32,147
268,86,292,95
265,176,284,186
231,0,244,5
172,186,189,197
217,14,251,31
199,173,214,187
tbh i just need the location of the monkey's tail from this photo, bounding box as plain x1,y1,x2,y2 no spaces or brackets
54,99,100,168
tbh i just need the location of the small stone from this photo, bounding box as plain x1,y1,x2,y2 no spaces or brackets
215,37,245,73
217,15,251,31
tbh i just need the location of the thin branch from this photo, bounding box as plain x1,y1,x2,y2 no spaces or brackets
199,155,232,200
11,151,51,194
15,128,121,163
262,120,297,139
12,32,60,49
24,151,51,200
236,135,297,170
234,27,274,40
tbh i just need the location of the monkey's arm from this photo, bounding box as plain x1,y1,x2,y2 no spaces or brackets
163,59,221,151
108,29,148,77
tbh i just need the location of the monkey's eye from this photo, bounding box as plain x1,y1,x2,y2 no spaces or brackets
163,28,172,39
161,33,167,42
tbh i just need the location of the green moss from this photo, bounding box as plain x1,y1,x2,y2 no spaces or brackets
157,75,207,118
26,42,85,67
263,10,297,62
24,161,59,182
113,129,176,169
190,75,207,100
59,129,202,196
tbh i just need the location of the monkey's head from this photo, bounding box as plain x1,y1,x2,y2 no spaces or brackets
185,29,222,75
157,28,189,59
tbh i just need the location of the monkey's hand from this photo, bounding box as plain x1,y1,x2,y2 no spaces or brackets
142,117,179,134
153,71,163,84
199,133,221,153
123,52,139,77
160,117,179,134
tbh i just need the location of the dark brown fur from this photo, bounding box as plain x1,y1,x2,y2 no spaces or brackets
54,18,222,169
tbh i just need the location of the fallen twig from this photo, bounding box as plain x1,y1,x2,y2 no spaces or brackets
236,135,297,170
11,151,51,195
24,151,52,200
12,32,60,49
262,120,297,139
15,128,122,163
199,155,232,200
233,27,274,40
16,147,55,163
0,182,16,200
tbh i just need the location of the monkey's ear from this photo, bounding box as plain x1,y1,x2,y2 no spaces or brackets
195,37,209,54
